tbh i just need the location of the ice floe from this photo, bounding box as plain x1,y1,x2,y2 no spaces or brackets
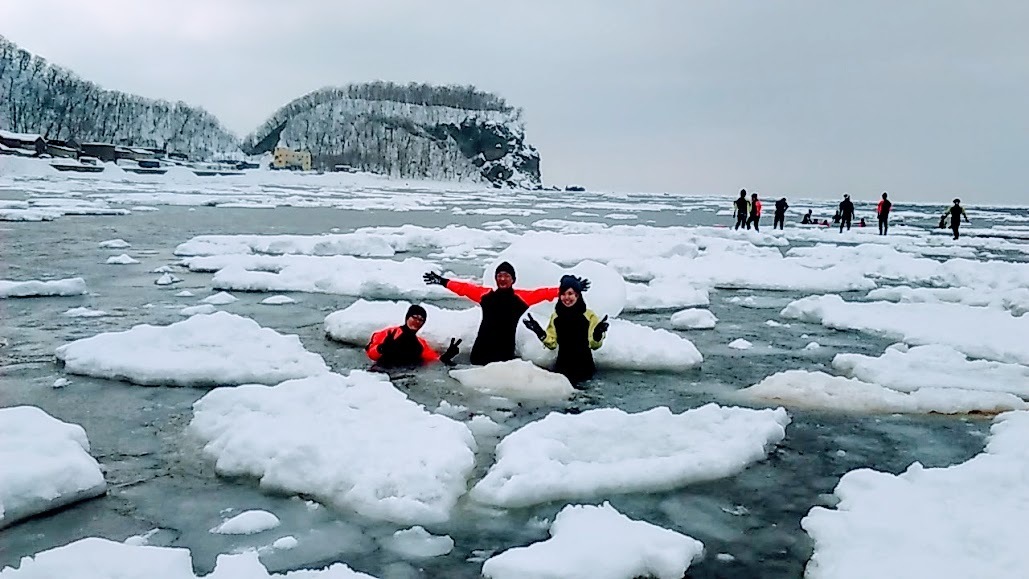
201,291,238,305
381,526,454,559
55,311,328,387
62,307,107,318
209,510,280,535
802,411,1029,579
670,308,718,330
482,502,704,579
180,304,218,316
470,404,789,507
0,406,106,529
174,233,395,258
98,238,131,249
739,370,1026,414
450,360,575,402
260,295,296,305
105,253,139,265
0,277,87,298
190,371,476,524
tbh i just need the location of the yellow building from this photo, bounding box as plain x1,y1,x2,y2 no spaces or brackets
272,147,312,171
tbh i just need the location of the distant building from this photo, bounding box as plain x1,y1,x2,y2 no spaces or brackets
272,147,312,171
80,143,118,163
0,130,45,156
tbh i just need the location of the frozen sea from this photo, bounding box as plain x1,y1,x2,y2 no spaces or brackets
2,160,1028,578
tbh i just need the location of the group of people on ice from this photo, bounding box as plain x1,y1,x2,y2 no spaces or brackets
736,190,970,238
364,262,609,385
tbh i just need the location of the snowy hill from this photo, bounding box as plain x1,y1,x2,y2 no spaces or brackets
241,83,542,189
0,36,239,159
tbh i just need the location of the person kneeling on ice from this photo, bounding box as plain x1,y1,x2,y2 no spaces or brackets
522,275,609,385
424,262,586,366
365,304,460,368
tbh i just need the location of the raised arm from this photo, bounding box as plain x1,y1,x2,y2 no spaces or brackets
514,286,560,307
443,279,492,303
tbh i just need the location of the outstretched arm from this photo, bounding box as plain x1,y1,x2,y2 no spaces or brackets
443,279,492,303
514,286,560,307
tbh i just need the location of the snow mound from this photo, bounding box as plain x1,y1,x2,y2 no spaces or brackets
802,411,1029,579
105,253,139,265
190,371,476,525
381,526,454,559
55,311,329,387
0,537,376,577
739,370,1026,414
833,345,1029,398
482,502,704,579
261,295,296,305
0,406,106,529
0,278,87,298
470,404,789,507
670,309,717,330
99,239,131,249
155,273,182,286
201,291,238,305
781,294,1029,365
209,510,280,535
450,360,574,402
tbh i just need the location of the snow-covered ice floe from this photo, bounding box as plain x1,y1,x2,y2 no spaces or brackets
260,295,296,305
802,411,1029,578
0,406,106,529
189,371,476,525
450,360,574,402
105,253,139,265
325,300,703,372
98,238,131,249
62,307,107,318
381,526,454,559
482,502,704,579
201,291,238,305
0,277,87,298
174,233,395,258
0,537,376,578
739,370,1026,414
470,404,789,507
209,510,280,535
669,308,717,330
55,311,328,387
833,344,1029,399
781,295,1029,365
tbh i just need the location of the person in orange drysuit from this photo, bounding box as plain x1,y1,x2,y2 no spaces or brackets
365,304,460,368
746,193,763,231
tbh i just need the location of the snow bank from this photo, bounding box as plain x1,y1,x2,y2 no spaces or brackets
174,233,395,258
834,345,1029,398
0,537,375,578
55,311,328,387
802,411,1029,579
0,277,87,298
450,360,575,402
482,502,704,579
739,370,1026,414
0,406,106,529
781,295,1029,365
209,510,280,535
190,371,476,525
470,404,789,507
381,526,454,558
670,309,717,330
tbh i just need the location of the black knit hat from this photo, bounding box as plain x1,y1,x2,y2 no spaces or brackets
559,274,582,294
495,261,516,281
406,304,427,320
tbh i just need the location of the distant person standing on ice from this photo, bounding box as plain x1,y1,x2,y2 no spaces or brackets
424,263,580,366
946,198,970,239
877,192,893,235
746,193,763,231
522,275,608,385
733,190,750,230
773,197,789,230
365,304,461,368
838,194,855,232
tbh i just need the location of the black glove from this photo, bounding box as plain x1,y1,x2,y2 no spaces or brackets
423,271,449,286
592,315,609,342
523,313,546,341
576,276,591,292
441,338,461,365
377,330,397,355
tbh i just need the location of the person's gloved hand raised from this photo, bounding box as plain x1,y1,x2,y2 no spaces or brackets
423,271,448,286
575,276,591,292
592,315,609,342
441,338,462,364
522,313,546,341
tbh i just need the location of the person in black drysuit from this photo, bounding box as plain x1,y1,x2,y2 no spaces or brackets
947,198,970,240
838,194,855,232
424,262,588,366
801,209,813,225
773,197,789,230
733,189,749,230
877,192,893,236
522,275,609,386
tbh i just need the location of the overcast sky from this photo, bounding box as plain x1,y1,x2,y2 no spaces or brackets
2,1,1026,202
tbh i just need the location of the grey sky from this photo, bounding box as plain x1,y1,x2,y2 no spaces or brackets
2,1,1026,202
